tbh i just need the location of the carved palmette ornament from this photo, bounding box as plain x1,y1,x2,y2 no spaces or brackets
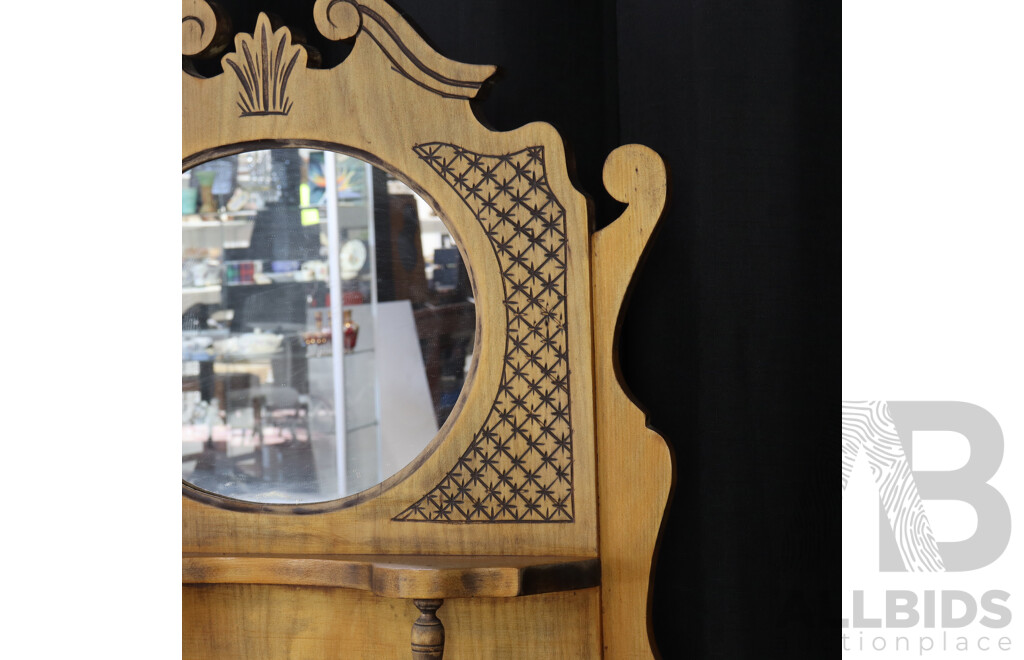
222,14,305,116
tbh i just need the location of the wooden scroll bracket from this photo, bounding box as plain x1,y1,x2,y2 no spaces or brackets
591,145,674,659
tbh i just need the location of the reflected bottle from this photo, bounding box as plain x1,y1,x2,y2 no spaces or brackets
343,309,359,352
195,170,217,215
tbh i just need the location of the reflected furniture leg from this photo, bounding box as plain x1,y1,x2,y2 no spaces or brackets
411,599,445,659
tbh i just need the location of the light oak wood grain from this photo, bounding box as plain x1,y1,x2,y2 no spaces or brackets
183,554,600,598
592,144,673,659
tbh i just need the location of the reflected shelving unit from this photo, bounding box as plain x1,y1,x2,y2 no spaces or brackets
182,150,383,502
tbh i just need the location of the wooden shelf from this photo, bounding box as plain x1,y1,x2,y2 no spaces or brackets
182,553,599,599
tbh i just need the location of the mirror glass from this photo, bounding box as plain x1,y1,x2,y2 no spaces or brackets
182,148,475,503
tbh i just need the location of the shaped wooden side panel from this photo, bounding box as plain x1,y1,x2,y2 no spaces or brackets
591,145,673,659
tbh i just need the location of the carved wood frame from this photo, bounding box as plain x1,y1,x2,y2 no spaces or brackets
182,1,673,657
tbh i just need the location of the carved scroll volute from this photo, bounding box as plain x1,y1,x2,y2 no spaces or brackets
313,0,362,41
314,0,496,100
182,0,231,58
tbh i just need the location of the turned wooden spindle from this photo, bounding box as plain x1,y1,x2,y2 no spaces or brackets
411,599,445,659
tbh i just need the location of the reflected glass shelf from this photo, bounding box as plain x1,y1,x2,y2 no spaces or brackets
183,346,374,363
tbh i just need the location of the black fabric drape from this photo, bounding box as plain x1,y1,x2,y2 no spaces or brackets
611,2,839,656
194,2,839,656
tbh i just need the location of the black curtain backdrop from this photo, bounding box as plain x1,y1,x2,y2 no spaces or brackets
192,2,839,656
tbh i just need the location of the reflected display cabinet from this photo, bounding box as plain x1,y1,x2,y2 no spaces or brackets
182,1,673,657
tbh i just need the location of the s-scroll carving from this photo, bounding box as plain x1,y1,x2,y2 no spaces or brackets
182,0,231,59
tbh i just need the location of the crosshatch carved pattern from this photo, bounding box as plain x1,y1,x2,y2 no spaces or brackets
395,143,574,523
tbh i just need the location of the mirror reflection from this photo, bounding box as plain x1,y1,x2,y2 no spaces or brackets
182,148,475,503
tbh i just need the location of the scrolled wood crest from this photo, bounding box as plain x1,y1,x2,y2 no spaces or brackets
311,0,495,99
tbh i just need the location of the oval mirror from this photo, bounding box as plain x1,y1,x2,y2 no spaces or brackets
182,148,475,503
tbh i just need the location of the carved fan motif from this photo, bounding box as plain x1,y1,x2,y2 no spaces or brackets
223,14,305,117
